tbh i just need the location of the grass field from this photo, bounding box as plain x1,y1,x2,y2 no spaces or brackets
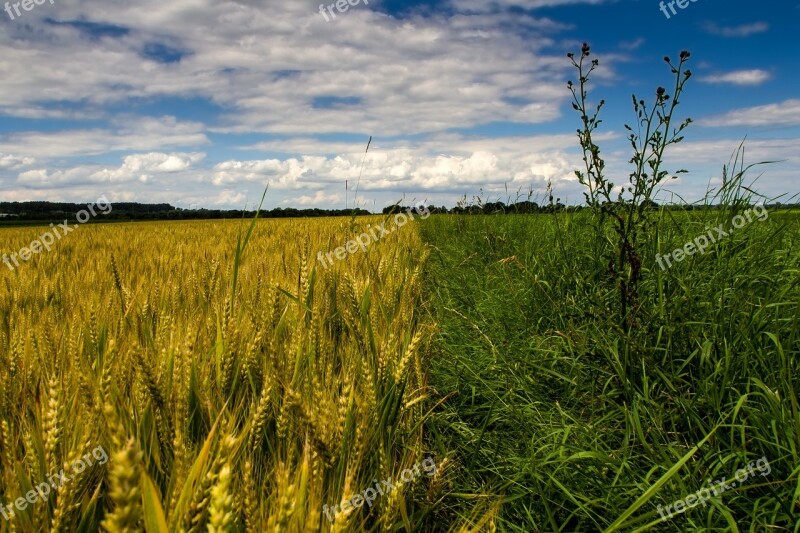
0,203,798,531
420,207,800,531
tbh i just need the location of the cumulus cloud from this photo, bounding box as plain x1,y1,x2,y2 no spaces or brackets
206,134,586,199
205,189,247,207
0,153,35,170
90,152,205,182
13,152,205,188
211,158,323,188
283,191,343,206
16,167,89,186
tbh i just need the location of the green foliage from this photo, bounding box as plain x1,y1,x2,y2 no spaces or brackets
421,203,800,531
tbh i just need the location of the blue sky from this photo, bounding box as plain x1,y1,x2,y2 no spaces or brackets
0,0,797,210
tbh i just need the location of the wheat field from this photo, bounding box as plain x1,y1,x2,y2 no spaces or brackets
0,217,477,532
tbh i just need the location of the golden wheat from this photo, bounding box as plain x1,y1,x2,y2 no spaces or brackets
0,216,494,531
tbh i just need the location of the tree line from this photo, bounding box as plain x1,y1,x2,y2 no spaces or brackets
1,200,795,225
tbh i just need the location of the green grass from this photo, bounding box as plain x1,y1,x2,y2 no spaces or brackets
419,208,800,531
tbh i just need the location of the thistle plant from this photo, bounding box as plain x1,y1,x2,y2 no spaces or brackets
567,43,693,333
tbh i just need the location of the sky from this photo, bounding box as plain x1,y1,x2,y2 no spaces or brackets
0,0,797,211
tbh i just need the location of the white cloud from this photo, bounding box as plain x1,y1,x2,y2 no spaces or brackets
667,138,800,166
700,99,800,127
211,157,323,188
207,189,247,207
0,117,209,158
0,153,35,170
699,69,771,86
283,191,343,206
703,22,769,37
449,0,608,11
0,0,579,138
90,152,205,182
207,133,588,199
619,38,645,51
13,151,205,187
656,138,800,202
16,167,89,186
5,134,798,208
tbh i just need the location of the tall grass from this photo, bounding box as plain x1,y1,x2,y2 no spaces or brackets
420,190,800,530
